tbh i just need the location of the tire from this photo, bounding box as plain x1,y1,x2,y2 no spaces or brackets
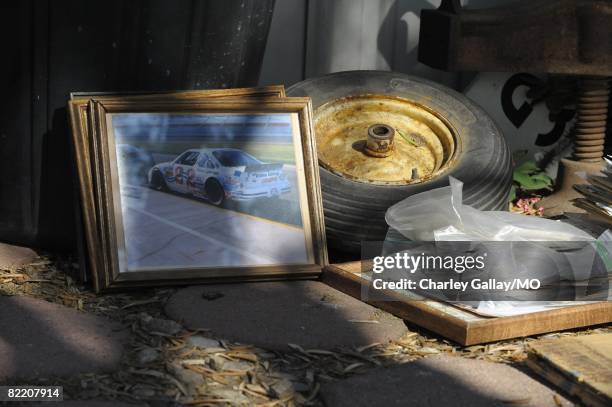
205,178,226,206
287,70,512,253
149,169,168,191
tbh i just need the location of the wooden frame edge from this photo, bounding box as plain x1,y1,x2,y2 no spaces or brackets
70,85,286,101
323,262,612,346
86,97,326,291
464,301,612,345
69,87,287,292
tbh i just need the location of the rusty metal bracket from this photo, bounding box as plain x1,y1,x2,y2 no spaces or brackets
418,0,612,76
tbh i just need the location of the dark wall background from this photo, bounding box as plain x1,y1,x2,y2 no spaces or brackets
0,0,275,251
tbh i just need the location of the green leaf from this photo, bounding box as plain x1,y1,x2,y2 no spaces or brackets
513,171,552,190
514,161,539,173
529,173,553,185
512,160,552,190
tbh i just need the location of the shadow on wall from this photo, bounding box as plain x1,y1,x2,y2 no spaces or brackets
377,0,523,92
0,0,274,251
376,0,461,89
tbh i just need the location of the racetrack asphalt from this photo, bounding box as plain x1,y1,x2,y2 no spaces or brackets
119,186,309,271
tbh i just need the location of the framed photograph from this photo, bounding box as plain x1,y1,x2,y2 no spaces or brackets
68,86,286,286
74,96,326,291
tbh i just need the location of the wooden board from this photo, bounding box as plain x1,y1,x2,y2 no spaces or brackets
323,261,612,345
526,334,612,407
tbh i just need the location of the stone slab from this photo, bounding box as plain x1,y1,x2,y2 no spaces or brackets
0,243,37,269
0,296,128,381
164,281,407,350
320,355,572,407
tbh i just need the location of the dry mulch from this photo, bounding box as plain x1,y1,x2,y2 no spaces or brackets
1,255,610,406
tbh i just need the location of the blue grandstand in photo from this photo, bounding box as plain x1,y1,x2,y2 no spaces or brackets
112,113,294,145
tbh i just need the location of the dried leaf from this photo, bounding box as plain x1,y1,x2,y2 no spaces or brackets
227,351,258,362
305,382,320,403
348,319,379,324
121,298,160,309
129,368,189,396
416,347,441,355
343,363,364,373
356,343,381,352
305,349,335,356
287,343,306,353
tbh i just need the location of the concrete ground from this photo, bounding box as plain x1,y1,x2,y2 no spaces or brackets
0,243,37,269
1,257,602,406
320,355,571,407
0,296,127,381
164,281,408,350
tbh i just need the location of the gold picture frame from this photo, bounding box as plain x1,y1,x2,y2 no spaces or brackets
69,87,286,286
70,91,327,291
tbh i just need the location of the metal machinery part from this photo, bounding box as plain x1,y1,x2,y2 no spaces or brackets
419,0,612,76
419,0,612,217
314,96,456,184
288,71,512,254
574,77,610,162
365,124,395,158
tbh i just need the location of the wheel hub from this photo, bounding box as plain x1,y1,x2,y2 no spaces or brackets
313,95,457,185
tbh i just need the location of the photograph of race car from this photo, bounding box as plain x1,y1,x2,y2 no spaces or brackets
109,111,311,271
148,148,291,206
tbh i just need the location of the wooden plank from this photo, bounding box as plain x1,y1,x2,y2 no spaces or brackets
527,334,612,407
323,261,612,345
465,302,612,345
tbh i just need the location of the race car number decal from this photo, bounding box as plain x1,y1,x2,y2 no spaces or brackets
187,168,195,187
175,167,183,184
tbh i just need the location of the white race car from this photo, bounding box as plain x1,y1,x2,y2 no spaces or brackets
148,148,291,206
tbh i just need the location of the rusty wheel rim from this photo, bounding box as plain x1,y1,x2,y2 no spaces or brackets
313,94,459,185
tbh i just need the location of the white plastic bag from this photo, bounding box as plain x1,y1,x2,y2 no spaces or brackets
385,177,593,242
380,177,610,315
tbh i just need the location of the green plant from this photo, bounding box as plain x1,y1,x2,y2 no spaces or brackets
509,161,553,202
